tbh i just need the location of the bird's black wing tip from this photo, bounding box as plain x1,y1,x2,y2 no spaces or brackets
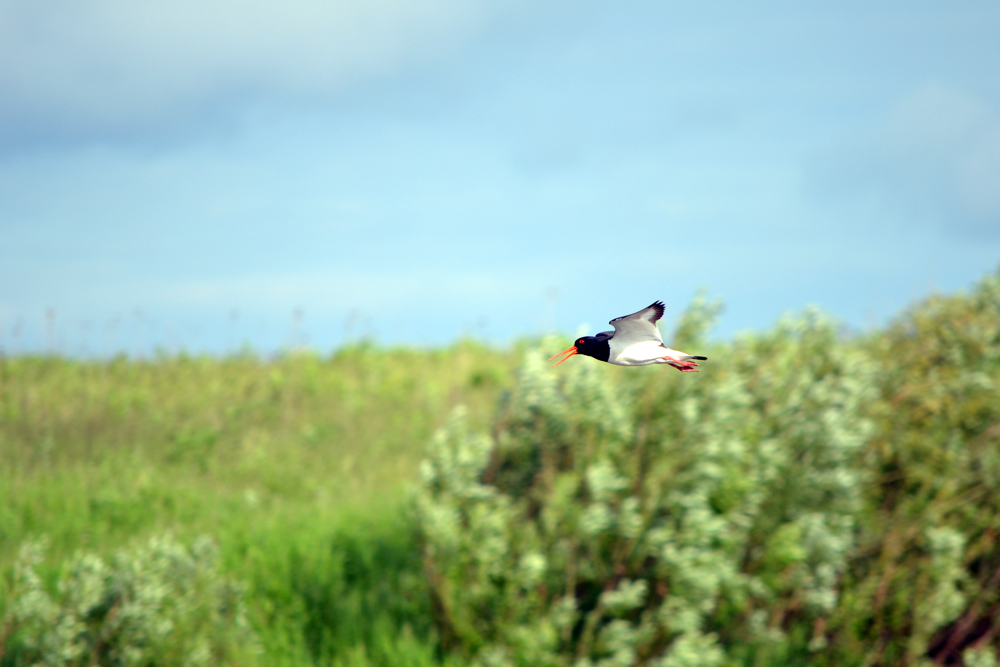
649,301,665,322
691,356,708,360
610,300,667,325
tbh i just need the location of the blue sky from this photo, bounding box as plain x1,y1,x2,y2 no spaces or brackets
2,0,999,355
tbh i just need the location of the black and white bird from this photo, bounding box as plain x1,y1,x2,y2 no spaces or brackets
550,301,708,372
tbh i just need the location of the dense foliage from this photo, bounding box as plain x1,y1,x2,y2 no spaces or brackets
418,274,1000,667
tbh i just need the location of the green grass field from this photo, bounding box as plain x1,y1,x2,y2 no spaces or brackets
1,341,517,665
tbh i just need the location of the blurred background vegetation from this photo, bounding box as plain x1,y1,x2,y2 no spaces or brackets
3,270,1000,666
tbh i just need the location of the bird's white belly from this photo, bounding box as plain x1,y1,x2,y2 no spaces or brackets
608,340,673,366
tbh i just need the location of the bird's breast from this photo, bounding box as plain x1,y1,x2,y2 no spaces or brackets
608,340,670,366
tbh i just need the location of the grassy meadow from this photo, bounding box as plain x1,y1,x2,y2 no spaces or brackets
1,341,516,665
4,270,1000,667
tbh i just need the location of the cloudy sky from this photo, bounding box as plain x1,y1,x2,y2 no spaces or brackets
2,0,999,355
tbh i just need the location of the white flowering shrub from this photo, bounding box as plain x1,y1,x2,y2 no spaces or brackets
417,299,877,666
831,271,1000,667
0,535,255,667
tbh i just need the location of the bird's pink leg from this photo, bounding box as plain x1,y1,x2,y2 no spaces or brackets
662,357,700,372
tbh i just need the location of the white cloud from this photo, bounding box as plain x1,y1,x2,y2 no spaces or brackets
0,0,504,148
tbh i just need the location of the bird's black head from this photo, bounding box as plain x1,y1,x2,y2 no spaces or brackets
574,336,611,361
549,335,611,365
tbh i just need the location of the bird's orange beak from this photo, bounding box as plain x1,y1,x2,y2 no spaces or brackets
549,346,578,366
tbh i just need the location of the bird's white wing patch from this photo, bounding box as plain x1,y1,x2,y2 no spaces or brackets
609,301,665,346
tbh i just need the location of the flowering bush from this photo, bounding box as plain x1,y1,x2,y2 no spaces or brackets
418,272,1000,667
0,535,255,667
417,300,875,666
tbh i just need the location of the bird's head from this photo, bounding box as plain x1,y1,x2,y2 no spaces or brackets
549,336,605,365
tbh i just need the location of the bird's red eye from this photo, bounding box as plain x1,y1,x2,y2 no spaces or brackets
577,339,584,345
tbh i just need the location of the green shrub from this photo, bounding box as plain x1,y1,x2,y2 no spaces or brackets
417,303,875,666
0,535,255,667
417,272,1000,666
830,271,1000,666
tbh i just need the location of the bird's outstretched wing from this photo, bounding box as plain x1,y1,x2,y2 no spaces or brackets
609,301,665,345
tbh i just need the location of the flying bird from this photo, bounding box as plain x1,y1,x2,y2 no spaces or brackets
550,301,708,372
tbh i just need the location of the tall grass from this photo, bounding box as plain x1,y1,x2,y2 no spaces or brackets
1,340,514,665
